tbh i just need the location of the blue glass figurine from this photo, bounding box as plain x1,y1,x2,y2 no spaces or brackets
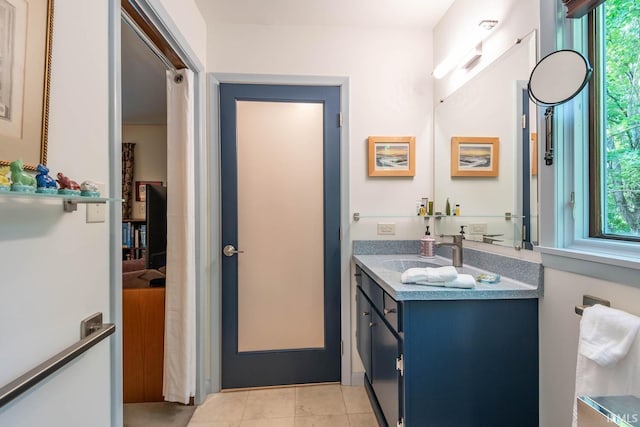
35,164,58,194
9,159,36,193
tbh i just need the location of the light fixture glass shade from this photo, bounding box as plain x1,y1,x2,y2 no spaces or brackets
479,19,499,30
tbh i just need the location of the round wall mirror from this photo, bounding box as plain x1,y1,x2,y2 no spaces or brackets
527,49,593,166
528,49,593,106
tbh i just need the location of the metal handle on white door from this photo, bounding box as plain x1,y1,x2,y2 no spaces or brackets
223,245,244,257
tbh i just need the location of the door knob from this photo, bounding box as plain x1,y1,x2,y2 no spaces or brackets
223,244,244,257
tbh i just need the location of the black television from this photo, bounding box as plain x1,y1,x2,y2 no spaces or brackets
145,184,167,270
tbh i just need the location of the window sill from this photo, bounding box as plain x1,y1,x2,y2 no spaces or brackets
537,239,640,287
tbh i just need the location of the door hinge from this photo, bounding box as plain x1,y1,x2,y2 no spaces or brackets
339,227,342,241
338,112,343,128
341,340,344,355
521,114,527,129
396,355,404,376
397,418,404,427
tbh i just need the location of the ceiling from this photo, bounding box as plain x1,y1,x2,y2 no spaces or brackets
121,1,456,125
195,0,455,29
121,21,167,125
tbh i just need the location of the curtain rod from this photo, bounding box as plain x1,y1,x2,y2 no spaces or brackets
121,10,176,72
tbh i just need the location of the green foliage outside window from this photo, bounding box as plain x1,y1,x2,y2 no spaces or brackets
603,0,640,236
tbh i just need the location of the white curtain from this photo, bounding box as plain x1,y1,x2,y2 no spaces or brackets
163,69,196,404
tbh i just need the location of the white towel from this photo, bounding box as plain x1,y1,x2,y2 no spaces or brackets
580,304,640,367
401,266,458,284
416,273,475,289
572,304,640,427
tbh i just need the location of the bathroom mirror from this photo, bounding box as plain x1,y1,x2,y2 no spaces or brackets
434,32,538,249
528,49,592,166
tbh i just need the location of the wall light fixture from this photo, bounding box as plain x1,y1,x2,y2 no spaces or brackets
479,19,499,30
432,19,498,79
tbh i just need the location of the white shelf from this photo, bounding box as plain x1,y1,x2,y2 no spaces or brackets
352,212,524,221
0,190,121,212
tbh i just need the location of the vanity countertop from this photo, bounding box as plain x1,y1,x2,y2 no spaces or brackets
353,254,541,301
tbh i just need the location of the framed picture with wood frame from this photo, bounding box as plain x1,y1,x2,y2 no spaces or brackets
368,136,416,177
451,136,499,177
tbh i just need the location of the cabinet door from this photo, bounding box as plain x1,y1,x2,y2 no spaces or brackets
356,287,372,378
372,311,401,427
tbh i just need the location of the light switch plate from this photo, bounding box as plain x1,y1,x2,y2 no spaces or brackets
377,223,396,235
86,183,106,223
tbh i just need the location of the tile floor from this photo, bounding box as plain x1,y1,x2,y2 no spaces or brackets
124,402,196,427
187,384,376,427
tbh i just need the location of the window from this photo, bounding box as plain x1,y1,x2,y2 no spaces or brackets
589,0,640,241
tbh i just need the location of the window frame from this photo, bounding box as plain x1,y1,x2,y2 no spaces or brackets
588,3,640,242
536,0,640,287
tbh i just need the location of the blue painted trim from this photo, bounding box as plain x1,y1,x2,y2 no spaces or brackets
207,75,222,394
521,86,532,249
212,73,352,386
219,83,341,388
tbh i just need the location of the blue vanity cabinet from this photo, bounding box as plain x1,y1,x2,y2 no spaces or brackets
356,286,372,377
371,309,401,427
355,266,539,427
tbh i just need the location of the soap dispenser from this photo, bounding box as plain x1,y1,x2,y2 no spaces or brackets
420,225,435,258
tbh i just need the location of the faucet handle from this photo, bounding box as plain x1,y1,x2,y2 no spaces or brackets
459,225,466,238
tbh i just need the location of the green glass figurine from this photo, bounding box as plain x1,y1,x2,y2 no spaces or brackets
9,159,36,193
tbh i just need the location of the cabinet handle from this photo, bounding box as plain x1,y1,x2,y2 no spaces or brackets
369,321,376,327
362,311,370,317
384,308,397,315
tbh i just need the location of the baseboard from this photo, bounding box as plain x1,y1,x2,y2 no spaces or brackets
350,371,364,386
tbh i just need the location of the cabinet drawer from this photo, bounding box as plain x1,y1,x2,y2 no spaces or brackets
361,271,384,310
383,292,401,332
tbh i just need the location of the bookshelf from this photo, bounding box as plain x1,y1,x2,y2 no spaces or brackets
122,219,146,260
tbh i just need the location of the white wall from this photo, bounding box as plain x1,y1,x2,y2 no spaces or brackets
0,0,207,425
433,0,539,101
540,270,640,427
208,23,434,225
154,0,207,66
0,1,112,426
122,125,168,219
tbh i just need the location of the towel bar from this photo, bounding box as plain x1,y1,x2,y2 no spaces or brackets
0,312,115,408
575,295,611,316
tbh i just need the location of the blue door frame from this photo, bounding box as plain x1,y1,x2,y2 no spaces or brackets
219,84,341,389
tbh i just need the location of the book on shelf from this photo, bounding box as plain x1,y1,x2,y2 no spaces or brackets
121,221,147,256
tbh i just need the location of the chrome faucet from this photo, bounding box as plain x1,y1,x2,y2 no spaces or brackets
436,226,465,267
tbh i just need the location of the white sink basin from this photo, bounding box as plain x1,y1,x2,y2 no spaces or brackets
381,258,445,272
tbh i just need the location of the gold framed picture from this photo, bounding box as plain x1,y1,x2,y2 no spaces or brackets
368,136,415,177
0,0,54,171
451,136,499,177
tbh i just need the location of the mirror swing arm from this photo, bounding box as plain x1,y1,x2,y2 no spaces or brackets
544,107,554,165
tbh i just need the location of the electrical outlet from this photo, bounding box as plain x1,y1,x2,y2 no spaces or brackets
86,182,106,223
377,223,396,235
468,223,488,235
